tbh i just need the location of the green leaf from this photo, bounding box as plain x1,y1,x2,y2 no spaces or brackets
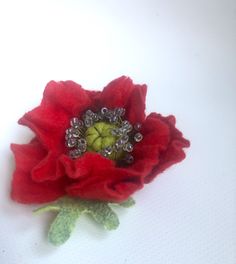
84,201,119,230
118,197,136,208
34,196,135,246
33,204,60,214
48,209,80,246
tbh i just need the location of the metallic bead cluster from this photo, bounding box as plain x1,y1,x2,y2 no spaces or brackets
65,107,143,164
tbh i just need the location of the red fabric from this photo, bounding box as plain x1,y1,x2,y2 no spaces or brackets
11,139,67,203
11,76,190,204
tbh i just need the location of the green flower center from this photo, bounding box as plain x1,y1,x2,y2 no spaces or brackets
85,122,123,160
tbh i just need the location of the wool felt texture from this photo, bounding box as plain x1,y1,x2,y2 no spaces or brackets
34,197,135,246
11,76,190,204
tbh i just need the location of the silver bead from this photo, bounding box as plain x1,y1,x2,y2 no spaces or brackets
101,107,108,115
115,107,125,116
110,128,119,136
84,118,93,127
123,142,133,152
105,110,113,121
104,146,113,155
65,133,73,140
117,127,126,136
78,138,87,145
97,113,103,120
125,154,134,164
69,149,82,158
126,124,133,132
121,120,133,132
114,141,122,151
93,113,99,121
66,128,73,134
123,124,133,133
70,117,83,128
77,138,87,153
66,138,77,148
120,135,129,143
77,120,84,127
85,109,94,117
110,115,118,123
72,129,80,138
100,149,108,157
121,120,129,126
134,132,143,142
78,144,87,153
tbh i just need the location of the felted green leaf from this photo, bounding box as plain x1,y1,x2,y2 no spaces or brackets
118,197,136,208
34,196,135,245
48,209,80,246
33,204,60,214
82,201,119,230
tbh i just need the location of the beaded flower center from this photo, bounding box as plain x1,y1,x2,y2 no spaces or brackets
65,107,143,164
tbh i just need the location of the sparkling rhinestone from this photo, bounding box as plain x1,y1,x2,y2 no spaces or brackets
134,123,142,131
66,138,77,148
123,142,133,152
101,107,108,115
134,132,143,142
125,154,134,164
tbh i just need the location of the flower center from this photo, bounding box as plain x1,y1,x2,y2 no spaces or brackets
65,107,143,164
85,122,123,160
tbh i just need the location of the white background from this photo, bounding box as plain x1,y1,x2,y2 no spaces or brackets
0,0,235,263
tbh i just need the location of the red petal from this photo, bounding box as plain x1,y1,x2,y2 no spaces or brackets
60,151,143,202
127,113,170,176
125,84,147,124
31,151,64,182
66,166,143,202
11,139,66,204
60,152,114,179
100,76,147,124
144,113,190,183
19,81,92,152
100,76,136,109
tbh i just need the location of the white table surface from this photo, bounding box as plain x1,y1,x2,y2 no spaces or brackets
0,0,235,263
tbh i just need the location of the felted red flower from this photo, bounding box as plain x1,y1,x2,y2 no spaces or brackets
11,76,190,245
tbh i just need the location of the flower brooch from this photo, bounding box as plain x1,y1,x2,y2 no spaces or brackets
11,76,190,245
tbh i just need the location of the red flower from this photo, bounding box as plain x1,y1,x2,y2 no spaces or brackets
11,76,190,204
